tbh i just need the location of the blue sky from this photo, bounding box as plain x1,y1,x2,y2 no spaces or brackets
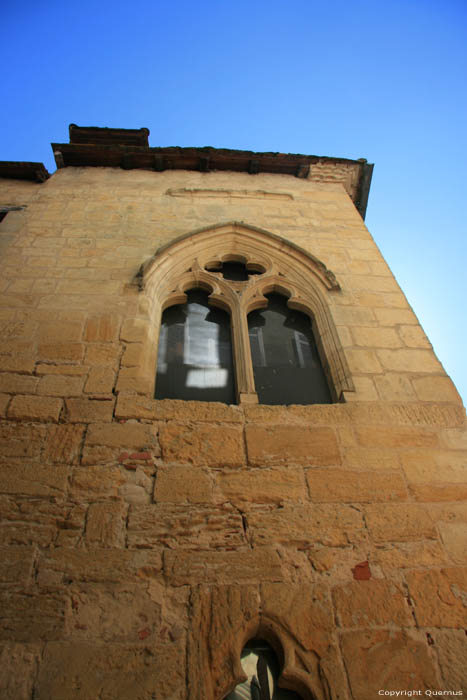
2,0,466,404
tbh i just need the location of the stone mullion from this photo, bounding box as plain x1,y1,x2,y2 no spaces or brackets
231,299,258,405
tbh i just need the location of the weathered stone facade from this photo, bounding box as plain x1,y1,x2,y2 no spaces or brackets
0,129,466,699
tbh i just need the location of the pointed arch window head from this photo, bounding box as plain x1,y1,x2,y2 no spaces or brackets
224,640,303,699
146,222,354,405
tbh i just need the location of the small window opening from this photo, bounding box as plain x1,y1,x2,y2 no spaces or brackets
155,288,235,403
224,639,303,699
248,293,331,405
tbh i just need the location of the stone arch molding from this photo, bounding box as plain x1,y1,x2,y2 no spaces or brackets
213,614,328,700
129,221,354,402
141,220,340,295
186,584,343,700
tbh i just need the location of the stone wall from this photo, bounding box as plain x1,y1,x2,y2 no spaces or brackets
0,166,466,699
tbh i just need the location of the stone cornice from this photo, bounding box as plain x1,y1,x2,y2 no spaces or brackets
51,124,374,219
0,161,50,182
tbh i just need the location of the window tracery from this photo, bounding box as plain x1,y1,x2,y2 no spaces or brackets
134,222,354,404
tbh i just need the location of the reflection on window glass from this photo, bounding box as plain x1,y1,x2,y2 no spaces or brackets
155,289,235,403
248,294,331,405
224,640,303,700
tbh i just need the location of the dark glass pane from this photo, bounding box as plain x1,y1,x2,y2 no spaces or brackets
248,294,331,405
155,289,236,403
224,640,303,700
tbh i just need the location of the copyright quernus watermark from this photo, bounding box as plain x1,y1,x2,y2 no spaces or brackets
378,692,463,697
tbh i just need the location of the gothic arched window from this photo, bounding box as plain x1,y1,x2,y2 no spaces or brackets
154,265,332,405
140,222,354,405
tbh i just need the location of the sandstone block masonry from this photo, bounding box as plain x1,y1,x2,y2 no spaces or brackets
0,133,466,699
